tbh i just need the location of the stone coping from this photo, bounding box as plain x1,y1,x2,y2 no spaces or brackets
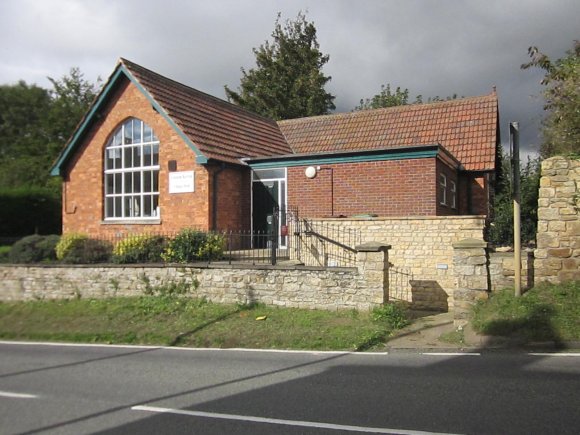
452,238,489,249
307,215,486,222
0,263,357,273
355,242,392,252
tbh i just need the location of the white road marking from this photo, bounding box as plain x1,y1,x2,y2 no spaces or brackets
0,341,388,356
132,405,462,435
0,391,38,399
0,340,161,350
529,352,580,357
422,352,480,356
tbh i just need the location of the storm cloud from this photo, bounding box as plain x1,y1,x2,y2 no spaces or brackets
1,0,578,156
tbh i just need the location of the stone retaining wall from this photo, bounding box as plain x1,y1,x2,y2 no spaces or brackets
535,156,580,283
297,216,485,311
0,244,390,311
452,238,490,326
489,251,534,291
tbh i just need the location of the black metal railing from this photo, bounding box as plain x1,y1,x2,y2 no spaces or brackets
49,206,364,268
222,230,290,266
292,219,361,267
389,265,413,302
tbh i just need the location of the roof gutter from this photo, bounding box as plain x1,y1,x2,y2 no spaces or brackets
246,143,461,169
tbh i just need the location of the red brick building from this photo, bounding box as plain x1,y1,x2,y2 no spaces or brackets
51,59,500,238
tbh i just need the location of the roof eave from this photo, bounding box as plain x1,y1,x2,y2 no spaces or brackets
50,61,209,177
246,143,454,169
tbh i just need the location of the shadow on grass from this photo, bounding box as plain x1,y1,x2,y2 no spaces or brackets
168,302,260,347
476,304,564,348
168,309,241,347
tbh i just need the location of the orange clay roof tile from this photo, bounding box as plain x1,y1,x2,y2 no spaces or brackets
277,93,498,171
122,59,497,171
121,58,292,165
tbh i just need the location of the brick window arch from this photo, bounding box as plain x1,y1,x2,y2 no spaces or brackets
104,118,160,219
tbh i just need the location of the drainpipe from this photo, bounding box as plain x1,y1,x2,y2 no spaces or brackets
211,163,226,231
318,167,334,216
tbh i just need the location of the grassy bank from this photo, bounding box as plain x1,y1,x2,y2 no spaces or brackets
472,280,580,343
0,297,408,351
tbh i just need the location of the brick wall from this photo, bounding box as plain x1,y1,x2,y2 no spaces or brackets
62,78,248,236
210,165,251,231
288,158,438,217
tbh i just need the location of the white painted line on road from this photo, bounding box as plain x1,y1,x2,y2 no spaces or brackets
0,391,38,399
0,340,161,350
422,352,480,356
0,341,389,356
132,405,462,435
167,347,354,355
529,352,580,357
200,348,389,356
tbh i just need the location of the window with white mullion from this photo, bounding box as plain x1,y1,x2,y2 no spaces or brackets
104,118,160,220
439,173,447,206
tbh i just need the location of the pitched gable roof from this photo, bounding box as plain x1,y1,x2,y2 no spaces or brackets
277,93,499,171
52,58,498,176
121,59,292,164
51,58,292,175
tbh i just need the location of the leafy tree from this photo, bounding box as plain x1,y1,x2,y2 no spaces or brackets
225,12,335,120
489,152,540,247
355,83,459,111
355,84,409,110
415,94,459,104
0,82,53,188
0,68,99,190
0,68,99,236
46,67,100,149
521,40,580,157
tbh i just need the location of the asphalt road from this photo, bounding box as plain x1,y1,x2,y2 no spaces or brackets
1,342,579,435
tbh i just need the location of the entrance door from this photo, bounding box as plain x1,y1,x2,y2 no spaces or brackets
252,180,279,248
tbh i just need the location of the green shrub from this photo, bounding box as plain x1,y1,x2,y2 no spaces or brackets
8,234,60,263
372,303,409,330
55,233,88,260
161,229,225,263
0,246,10,263
113,234,168,264
60,238,112,264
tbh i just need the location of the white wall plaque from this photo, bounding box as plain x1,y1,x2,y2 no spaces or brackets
169,171,195,194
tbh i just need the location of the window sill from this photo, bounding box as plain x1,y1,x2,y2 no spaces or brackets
101,219,161,225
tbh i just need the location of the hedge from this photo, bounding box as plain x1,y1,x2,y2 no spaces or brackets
0,187,61,237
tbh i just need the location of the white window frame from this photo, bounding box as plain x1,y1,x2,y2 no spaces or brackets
450,180,457,209
103,118,160,221
439,173,447,206
251,168,288,249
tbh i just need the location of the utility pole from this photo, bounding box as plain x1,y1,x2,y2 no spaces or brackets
510,122,522,297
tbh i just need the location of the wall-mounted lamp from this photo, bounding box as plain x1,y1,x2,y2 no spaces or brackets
305,166,317,179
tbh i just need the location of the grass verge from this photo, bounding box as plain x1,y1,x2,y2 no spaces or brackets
0,297,408,351
472,280,580,343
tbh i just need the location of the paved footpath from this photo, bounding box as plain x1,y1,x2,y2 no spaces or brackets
384,311,580,352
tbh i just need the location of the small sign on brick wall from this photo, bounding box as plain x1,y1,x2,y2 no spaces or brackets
169,171,194,194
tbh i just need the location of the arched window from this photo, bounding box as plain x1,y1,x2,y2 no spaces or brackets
104,118,160,219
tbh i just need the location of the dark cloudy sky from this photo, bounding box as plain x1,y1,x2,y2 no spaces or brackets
1,0,578,157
